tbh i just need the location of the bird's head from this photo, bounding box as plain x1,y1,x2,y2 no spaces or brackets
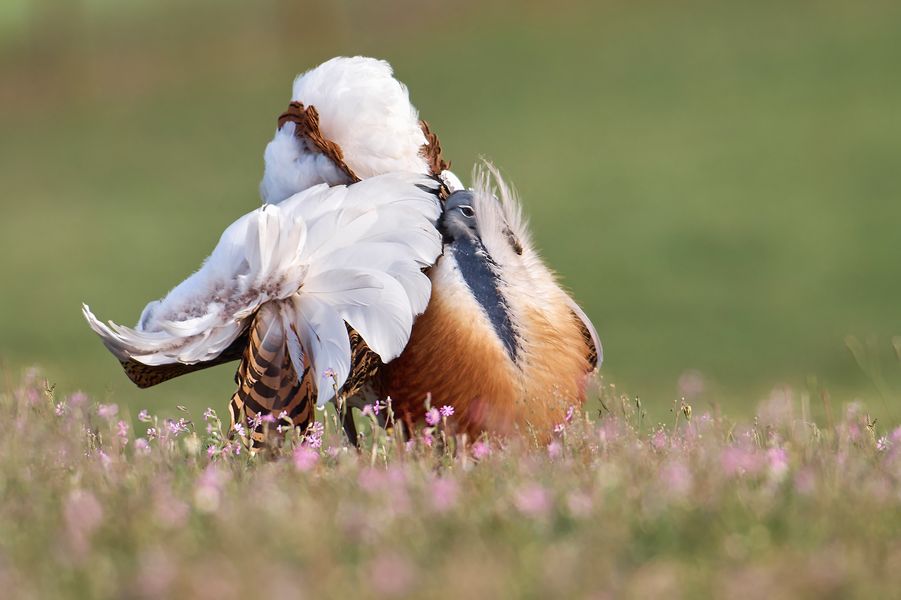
439,190,478,244
439,163,530,266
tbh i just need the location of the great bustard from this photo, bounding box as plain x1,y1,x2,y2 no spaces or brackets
84,56,600,444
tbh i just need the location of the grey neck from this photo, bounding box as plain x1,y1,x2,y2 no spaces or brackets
450,235,519,362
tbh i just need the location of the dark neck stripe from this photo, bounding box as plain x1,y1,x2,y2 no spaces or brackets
451,236,519,362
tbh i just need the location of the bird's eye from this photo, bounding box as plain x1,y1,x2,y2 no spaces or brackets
459,205,475,218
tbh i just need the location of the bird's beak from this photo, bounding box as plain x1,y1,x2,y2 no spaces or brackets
437,209,454,244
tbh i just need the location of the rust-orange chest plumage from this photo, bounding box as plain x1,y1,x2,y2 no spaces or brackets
382,170,600,440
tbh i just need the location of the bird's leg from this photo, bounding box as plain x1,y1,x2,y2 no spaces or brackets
334,392,361,448
341,407,360,448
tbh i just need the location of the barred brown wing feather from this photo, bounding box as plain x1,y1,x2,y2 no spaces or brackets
577,317,599,371
120,332,248,388
229,308,314,446
343,327,382,398
228,312,382,446
567,300,602,372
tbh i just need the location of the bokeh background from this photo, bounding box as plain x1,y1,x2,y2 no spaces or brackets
2,0,900,422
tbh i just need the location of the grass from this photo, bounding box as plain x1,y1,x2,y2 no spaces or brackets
1,0,901,423
3,370,901,598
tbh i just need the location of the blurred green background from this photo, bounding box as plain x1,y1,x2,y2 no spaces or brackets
2,0,901,422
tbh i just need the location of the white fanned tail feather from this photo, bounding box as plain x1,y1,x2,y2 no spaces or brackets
84,172,441,406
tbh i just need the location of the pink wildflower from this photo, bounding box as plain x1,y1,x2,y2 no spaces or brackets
135,548,176,597
757,386,794,427
369,554,414,598
194,465,227,512
566,492,593,518
891,426,901,445
63,490,103,555
425,408,440,426
152,484,189,529
554,422,565,434
247,413,263,430
134,438,150,455
232,423,246,438
651,428,667,451
358,468,386,492
138,409,151,423
514,483,552,518
304,421,323,448
877,436,891,452
471,440,490,460
202,407,216,420
439,405,454,418
54,403,66,417
261,413,276,424
794,468,816,495
116,420,129,441
166,418,188,437
547,440,563,459
429,477,459,513
720,446,765,477
97,403,118,419
767,447,789,479
293,445,319,472
564,405,575,423
67,391,88,407
661,460,693,498
421,429,434,448
23,386,40,405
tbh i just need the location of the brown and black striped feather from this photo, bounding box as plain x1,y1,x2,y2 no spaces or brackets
573,311,599,371
119,331,249,389
343,327,382,400
229,308,314,446
229,309,382,446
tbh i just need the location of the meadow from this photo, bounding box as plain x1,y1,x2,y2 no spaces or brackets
2,3,901,595
3,370,901,598
2,0,901,423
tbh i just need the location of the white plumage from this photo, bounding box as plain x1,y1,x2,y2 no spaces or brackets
260,56,431,205
84,172,441,406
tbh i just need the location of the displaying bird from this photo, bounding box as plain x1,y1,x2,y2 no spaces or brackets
84,55,600,445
